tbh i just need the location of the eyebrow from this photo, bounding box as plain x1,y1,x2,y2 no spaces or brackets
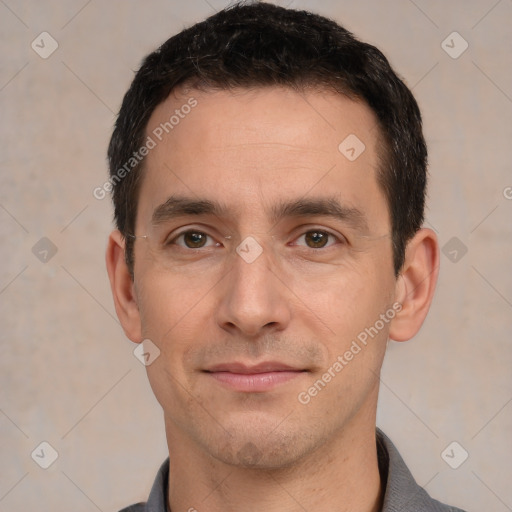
151,195,369,232
270,197,368,232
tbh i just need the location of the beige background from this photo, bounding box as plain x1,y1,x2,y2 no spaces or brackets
1,1,511,511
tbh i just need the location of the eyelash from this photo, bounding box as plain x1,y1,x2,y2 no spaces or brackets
166,228,346,251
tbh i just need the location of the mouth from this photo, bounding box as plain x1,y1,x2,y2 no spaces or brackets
203,362,308,392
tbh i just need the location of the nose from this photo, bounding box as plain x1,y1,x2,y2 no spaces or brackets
215,240,292,338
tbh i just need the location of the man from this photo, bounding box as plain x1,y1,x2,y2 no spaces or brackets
105,2,466,511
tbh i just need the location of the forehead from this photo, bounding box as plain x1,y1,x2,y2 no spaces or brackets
137,86,388,232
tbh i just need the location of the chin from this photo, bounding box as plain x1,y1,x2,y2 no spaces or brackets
212,438,302,469
201,417,322,470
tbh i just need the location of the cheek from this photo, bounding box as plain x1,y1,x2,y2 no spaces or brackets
136,272,212,412
298,272,393,415
135,267,216,340
288,259,392,336
134,267,224,390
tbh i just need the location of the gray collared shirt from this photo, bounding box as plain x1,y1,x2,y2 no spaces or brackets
119,429,467,512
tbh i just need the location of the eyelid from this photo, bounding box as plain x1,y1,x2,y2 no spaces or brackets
288,225,347,246
164,224,347,248
165,225,223,247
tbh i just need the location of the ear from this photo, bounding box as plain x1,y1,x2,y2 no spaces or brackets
389,228,440,342
105,230,142,343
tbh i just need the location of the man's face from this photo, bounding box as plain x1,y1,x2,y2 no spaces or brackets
131,86,398,467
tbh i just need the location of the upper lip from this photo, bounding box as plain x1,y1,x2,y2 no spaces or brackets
204,362,304,374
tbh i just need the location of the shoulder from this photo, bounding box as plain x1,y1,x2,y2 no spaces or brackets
117,458,169,512
427,499,467,512
377,429,468,512
118,504,146,512
424,495,467,512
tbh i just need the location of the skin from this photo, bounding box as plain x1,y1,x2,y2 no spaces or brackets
106,86,439,512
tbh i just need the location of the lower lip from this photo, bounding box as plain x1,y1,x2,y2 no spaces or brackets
206,371,305,392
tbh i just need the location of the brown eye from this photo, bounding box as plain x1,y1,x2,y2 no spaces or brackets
304,231,330,248
168,229,221,251
182,231,208,248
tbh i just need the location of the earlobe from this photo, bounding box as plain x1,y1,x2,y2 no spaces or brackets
388,228,440,342
105,230,143,343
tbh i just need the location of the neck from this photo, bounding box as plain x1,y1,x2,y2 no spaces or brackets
165,415,383,512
